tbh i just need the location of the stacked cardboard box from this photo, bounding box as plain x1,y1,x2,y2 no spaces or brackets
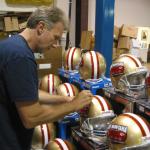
113,24,138,60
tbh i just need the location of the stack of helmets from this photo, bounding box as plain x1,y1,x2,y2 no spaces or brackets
79,51,106,80
47,138,75,150
56,83,79,97
32,123,56,149
63,47,82,70
39,74,62,95
107,112,150,150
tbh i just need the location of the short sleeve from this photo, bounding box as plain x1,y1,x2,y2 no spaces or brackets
3,57,38,102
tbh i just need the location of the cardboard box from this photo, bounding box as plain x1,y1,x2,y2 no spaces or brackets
116,48,130,57
120,24,138,38
4,17,12,31
80,31,94,50
114,25,120,40
36,47,63,78
117,37,131,50
12,17,19,31
4,17,19,31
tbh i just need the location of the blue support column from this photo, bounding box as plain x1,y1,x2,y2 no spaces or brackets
95,0,115,77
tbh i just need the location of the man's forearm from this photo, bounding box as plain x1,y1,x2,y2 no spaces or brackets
38,89,72,104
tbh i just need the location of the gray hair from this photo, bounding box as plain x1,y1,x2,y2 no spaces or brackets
26,6,68,30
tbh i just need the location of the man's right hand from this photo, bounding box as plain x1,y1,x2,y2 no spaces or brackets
71,90,93,111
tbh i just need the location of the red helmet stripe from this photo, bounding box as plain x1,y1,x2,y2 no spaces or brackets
103,97,111,110
46,124,51,141
94,96,105,111
71,47,76,70
54,140,64,150
40,125,45,147
122,54,139,67
70,84,75,96
64,141,71,150
52,74,54,94
89,51,94,79
48,75,50,93
64,83,70,97
66,48,72,69
96,52,100,78
122,113,147,136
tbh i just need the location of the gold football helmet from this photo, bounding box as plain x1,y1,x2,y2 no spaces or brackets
88,95,112,118
110,54,147,98
47,138,75,150
32,123,56,149
79,51,106,80
56,83,79,97
63,47,82,70
107,113,150,150
39,74,61,95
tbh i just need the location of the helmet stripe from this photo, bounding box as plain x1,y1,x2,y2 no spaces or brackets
71,47,76,70
68,47,76,70
66,47,72,70
64,83,74,97
70,84,75,96
91,51,98,79
122,113,150,136
54,138,69,150
40,124,49,147
122,54,141,67
93,96,105,111
48,74,53,95
48,75,50,93
52,74,55,94
97,95,109,111
46,124,51,142
89,51,94,79
96,52,101,78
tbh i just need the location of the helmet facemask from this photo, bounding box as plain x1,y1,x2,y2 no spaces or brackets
116,66,148,99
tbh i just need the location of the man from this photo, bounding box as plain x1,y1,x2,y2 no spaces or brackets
0,7,93,150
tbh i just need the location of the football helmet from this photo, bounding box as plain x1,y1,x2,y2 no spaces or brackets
110,54,148,98
47,138,75,150
79,51,106,80
145,71,150,100
107,113,150,150
56,83,79,97
88,95,112,118
63,47,82,70
32,123,56,149
39,74,61,95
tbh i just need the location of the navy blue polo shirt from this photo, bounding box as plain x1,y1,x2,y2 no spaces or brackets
0,35,38,150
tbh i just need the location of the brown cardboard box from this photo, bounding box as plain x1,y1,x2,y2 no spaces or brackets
80,31,94,50
120,24,138,38
4,17,19,31
117,37,131,50
114,25,120,40
12,17,19,31
116,48,130,57
36,47,63,78
4,17,12,31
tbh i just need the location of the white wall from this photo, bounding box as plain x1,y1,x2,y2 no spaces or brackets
115,0,150,27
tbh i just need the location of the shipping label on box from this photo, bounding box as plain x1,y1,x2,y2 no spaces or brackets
120,24,138,38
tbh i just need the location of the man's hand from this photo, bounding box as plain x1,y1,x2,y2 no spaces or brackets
71,90,93,111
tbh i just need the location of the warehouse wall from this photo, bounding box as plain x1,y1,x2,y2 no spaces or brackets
115,0,150,27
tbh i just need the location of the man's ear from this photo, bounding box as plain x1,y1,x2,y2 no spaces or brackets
37,21,45,36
